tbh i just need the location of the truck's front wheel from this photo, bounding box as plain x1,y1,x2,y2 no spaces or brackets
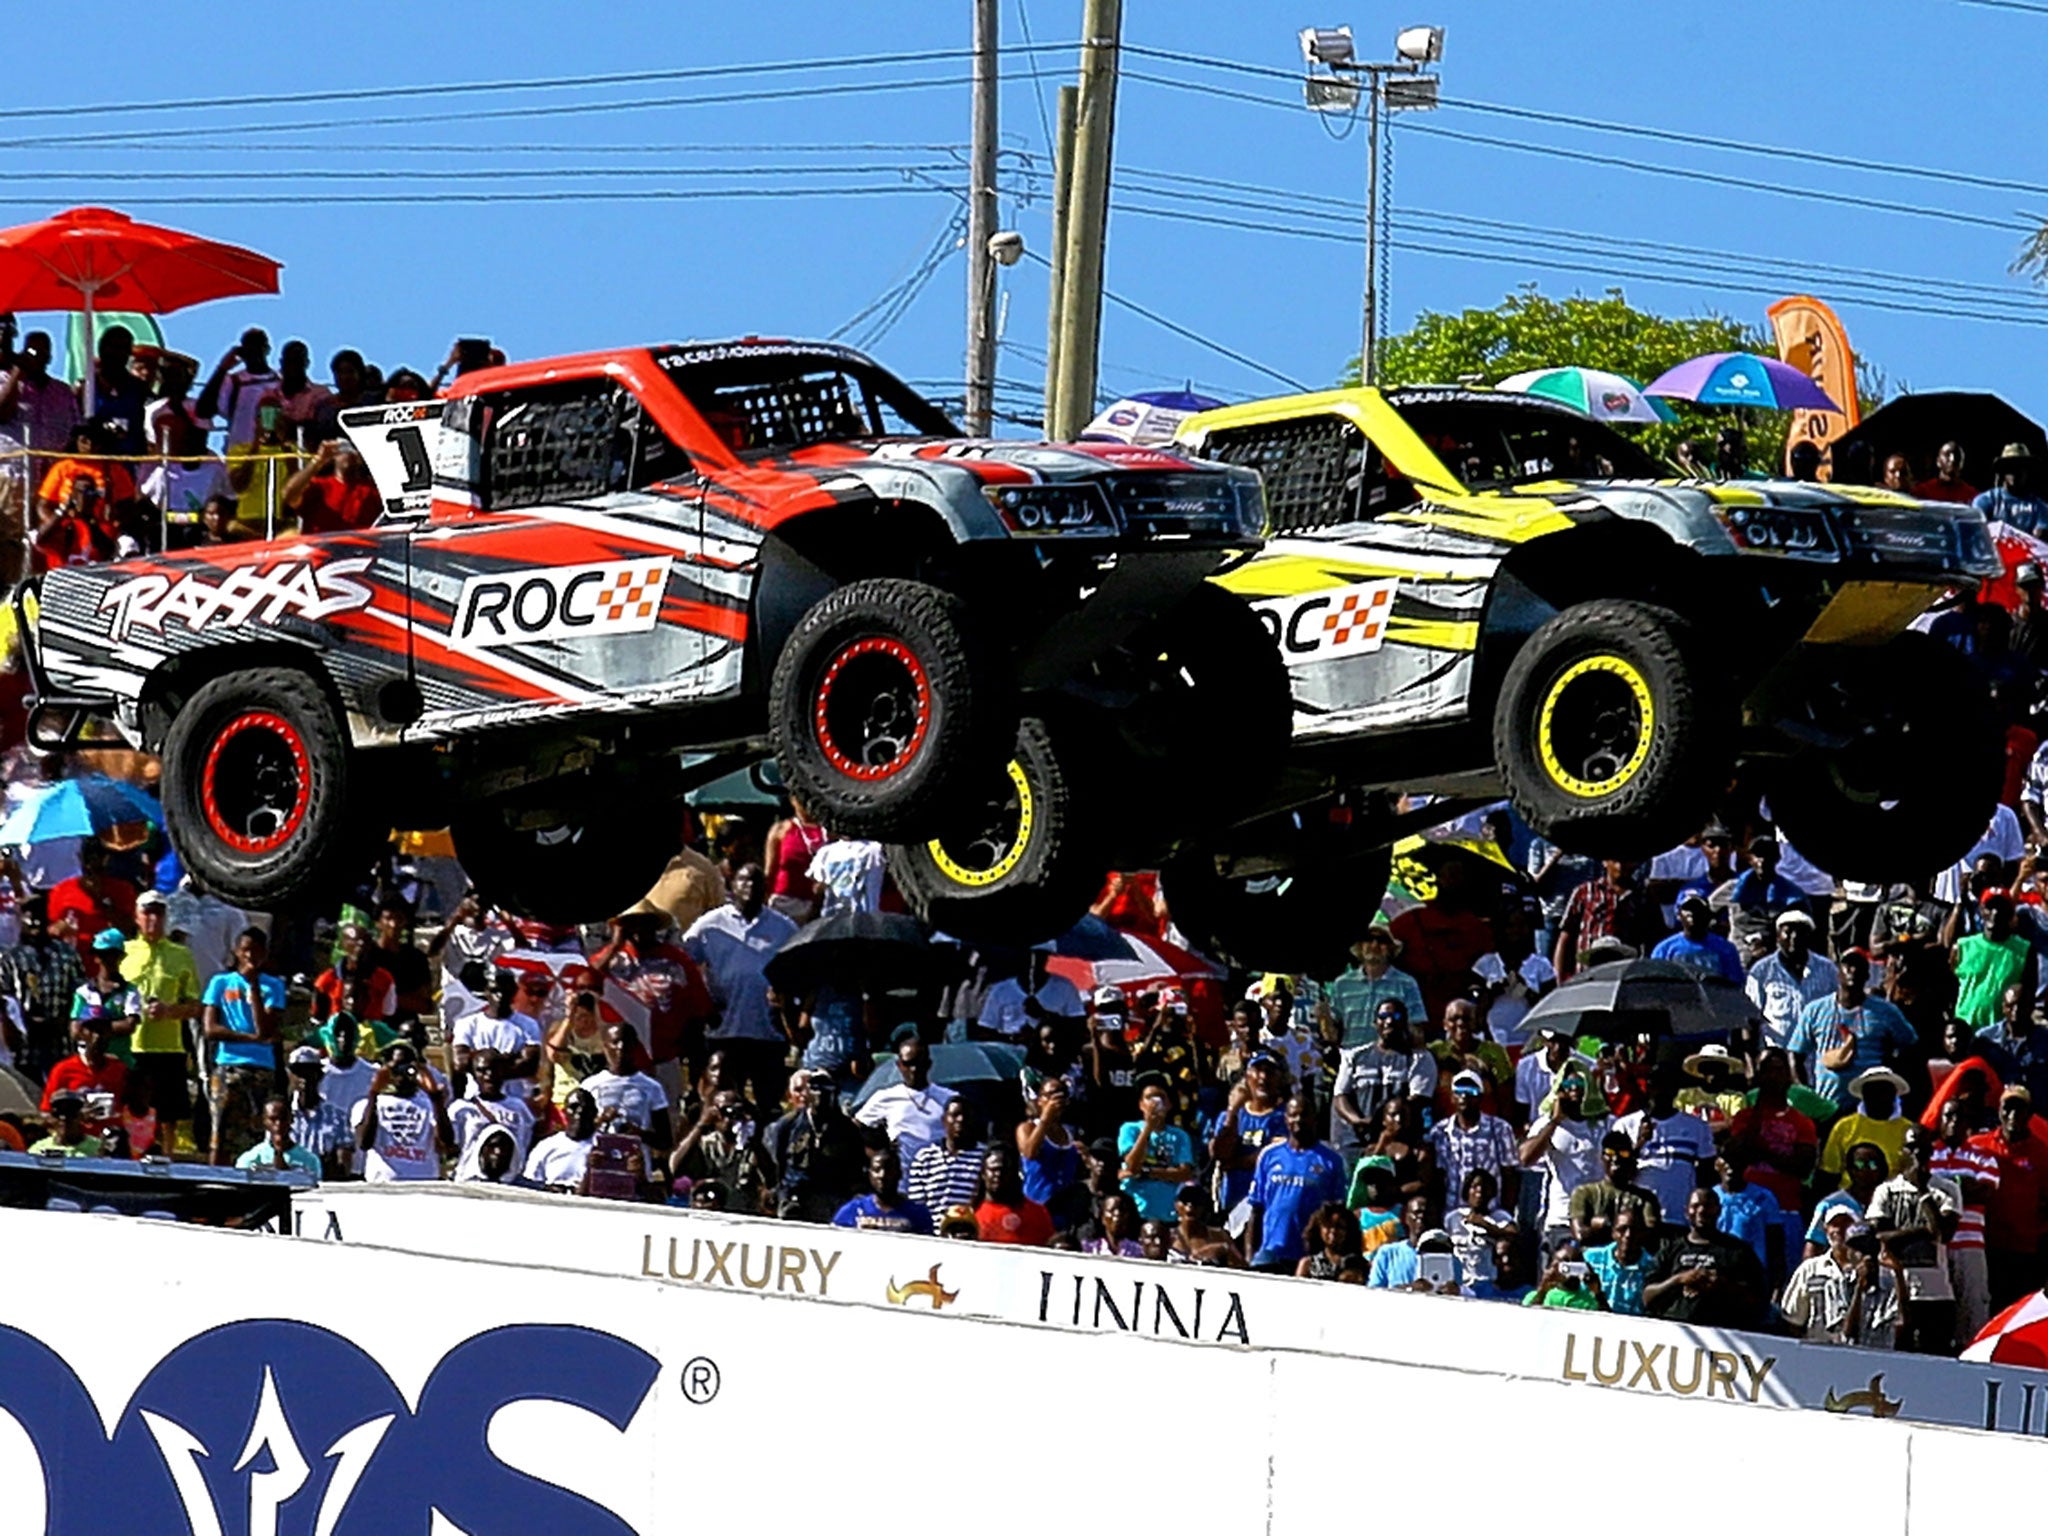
1495,600,1726,861
771,577,1006,842
162,666,361,908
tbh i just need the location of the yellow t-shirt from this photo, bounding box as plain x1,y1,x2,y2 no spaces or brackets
225,444,303,532
1820,1111,1910,1185
121,936,200,1056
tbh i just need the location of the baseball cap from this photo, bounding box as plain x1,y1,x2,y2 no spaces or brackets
287,1045,323,1068
1451,1069,1485,1096
135,889,168,911
46,1090,84,1114
2005,1084,2034,1105
1775,909,1815,930
1981,887,2015,909
91,927,125,952
1821,1205,1861,1228
1247,1050,1283,1071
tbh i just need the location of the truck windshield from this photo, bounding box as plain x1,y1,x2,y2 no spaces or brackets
660,345,960,454
1394,398,1658,487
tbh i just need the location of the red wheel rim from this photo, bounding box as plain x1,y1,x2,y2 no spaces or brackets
813,636,933,782
200,711,312,855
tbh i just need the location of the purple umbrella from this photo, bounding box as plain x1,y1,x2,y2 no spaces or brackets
1644,351,1840,413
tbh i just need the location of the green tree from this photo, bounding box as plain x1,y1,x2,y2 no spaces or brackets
1354,286,1779,470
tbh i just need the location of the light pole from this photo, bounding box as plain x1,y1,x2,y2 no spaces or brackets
1300,24,1444,386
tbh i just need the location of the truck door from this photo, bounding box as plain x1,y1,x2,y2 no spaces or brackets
403,379,719,736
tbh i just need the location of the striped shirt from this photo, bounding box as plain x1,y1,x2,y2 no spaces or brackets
1929,1143,2001,1251
907,1142,983,1216
1427,1112,1520,1198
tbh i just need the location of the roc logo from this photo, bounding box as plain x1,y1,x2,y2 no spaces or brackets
455,557,673,647
1252,580,1398,666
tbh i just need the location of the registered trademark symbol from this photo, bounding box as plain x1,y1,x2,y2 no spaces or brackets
680,1357,721,1404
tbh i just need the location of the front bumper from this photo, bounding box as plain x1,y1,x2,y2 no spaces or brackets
11,578,113,750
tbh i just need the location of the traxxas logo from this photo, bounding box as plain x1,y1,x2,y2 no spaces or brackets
99,559,375,642
3,1319,658,1535
455,558,672,646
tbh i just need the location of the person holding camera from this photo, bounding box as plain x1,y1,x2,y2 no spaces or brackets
1780,1205,1900,1347
33,422,131,569
282,435,379,534
1526,1239,1607,1310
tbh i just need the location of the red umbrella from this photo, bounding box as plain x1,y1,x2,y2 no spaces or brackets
0,207,279,413
1047,924,1228,1041
1983,520,2048,612
1963,1289,2048,1369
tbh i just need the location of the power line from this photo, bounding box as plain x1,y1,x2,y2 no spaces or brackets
0,68,1074,153
1014,0,1060,155
1113,166,2048,308
0,43,1077,126
1122,68,2035,236
1109,200,2048,327
1956,0,2048,12
1129,43,2048,202
1017,246,1309,389
1401,120,2034,235
0,185,964,209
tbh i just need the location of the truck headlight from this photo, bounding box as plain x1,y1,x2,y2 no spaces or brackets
1719,505,1838,559
983,484,1117,535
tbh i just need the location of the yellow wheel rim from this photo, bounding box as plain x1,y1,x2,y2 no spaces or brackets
927,759,1034,887
1536,655,1656,800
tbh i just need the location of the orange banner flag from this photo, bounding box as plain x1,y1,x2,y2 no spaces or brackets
1767,295,1860,479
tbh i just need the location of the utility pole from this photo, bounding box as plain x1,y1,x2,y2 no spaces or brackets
1050,0,1121,441
1042,83,1078,435
1361,77,1382,385
964,0,1000,436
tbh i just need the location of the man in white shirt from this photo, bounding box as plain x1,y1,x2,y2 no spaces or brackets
1517,1065,1609,1256
682,863,798,1106
1867,1123,1963,1354
451,969,543,1101
446,1048,537,1166
350,1046,452,1182
1934,803,2026,905
1745,910,1839,1051
525,1087,599,1190
579,1020,673,1157
974,947,1084,1041
1613,1069,1718,1223
854,1033,957,1173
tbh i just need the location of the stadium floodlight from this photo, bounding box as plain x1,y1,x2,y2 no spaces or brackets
1299,25,1355,66
1383,74,1440,112
1394,25,1445,63
1304,75,1363,113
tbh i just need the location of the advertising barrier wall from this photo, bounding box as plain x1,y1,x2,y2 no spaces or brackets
1,1202,2045,1535
297,1181,2048,1438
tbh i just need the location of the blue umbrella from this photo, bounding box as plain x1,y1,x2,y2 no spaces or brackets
0,774,161,848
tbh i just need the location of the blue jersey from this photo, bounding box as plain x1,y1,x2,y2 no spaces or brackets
830,1194,934,1235
1211,1104,1289,1210
1248,1140,1346,1266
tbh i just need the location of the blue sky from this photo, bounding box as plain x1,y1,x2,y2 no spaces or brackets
5,0,2043,430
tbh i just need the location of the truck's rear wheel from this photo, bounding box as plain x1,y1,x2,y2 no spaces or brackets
771,577,1006,842
453,788,672,926
162,666,362,909
1495,599,1725,861
889,715,1103,945
1767,632,2002,882
1162,841,1392,980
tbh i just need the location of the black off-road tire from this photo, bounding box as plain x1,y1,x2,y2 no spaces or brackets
453,790,675,926
889,715,1103,946
1495,599,1725,862
1162,842,1393,980
1111,583,1293,835
770,577,1005,842
162,665,362,909
1767,632,2002,883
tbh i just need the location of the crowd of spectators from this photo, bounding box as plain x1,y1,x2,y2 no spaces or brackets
0,319,496,581
4,320,2048,1375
